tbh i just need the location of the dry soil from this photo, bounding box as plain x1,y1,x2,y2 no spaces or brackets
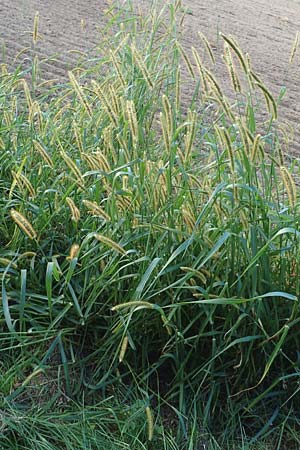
1,0,300,152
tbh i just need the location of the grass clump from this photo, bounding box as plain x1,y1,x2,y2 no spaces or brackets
1,1,300,448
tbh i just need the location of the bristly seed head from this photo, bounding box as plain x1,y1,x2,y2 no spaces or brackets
10,209,37,240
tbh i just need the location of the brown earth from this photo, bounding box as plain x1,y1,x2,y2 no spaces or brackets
1,0,300,152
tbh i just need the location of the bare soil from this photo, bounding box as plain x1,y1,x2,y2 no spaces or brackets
1,0,300,152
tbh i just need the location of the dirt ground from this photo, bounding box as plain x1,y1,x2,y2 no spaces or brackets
1,0,300,152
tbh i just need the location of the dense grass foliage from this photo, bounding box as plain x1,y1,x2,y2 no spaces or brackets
1,1,300,448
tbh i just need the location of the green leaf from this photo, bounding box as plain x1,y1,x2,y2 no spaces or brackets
133,257,161,299
2,280,14,333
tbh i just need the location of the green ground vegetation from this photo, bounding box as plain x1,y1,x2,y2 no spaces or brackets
1,1,300,448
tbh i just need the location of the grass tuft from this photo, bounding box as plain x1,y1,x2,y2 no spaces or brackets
1,1,300,448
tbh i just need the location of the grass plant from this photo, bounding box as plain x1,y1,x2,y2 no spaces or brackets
1,1,300,448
